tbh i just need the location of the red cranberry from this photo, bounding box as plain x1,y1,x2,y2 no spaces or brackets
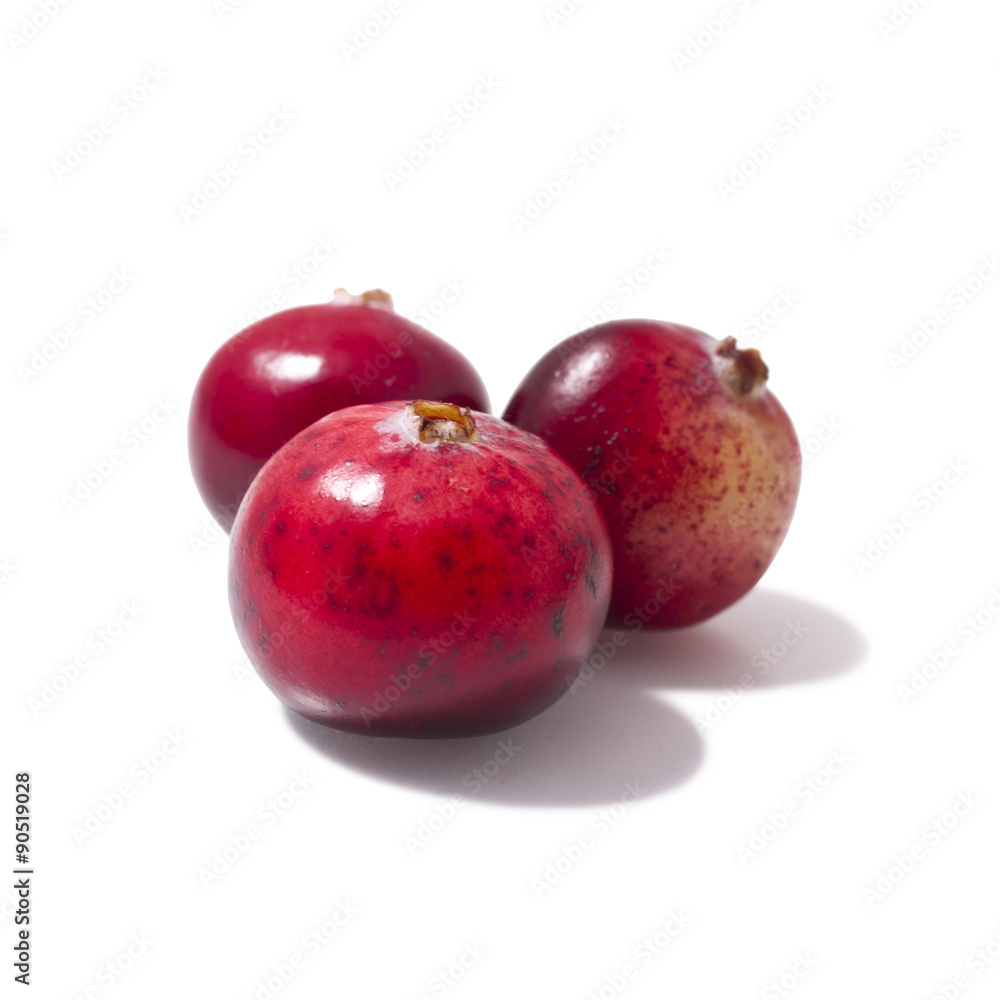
189,289,489,530
229,400,612,738
503,321,801,628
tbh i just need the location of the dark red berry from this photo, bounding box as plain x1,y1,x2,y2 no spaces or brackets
189,289,489,530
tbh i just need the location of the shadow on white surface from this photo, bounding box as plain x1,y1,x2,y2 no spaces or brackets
285,666,703,808
284,590,863,807
609,588,867,689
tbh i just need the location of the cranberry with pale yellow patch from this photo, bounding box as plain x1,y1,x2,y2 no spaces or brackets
503,321,801,628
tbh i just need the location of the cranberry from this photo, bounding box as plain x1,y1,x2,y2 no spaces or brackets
189,289,489,530
504,321,801,628
229,400,612,737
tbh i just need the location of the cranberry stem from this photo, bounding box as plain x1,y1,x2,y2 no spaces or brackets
715,337,769,397
332,287,395,309
410,400,478,444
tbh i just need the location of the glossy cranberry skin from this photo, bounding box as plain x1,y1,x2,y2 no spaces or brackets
504,321,801,628
228,401,612,738
189,293,489,530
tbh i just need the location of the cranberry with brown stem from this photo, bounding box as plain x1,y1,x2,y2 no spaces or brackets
504,320,801,628
229,400,612,737
189,289,489,530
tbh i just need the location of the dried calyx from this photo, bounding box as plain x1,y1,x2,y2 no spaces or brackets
714,337,769,397
409,400,478,444
332,287,394,309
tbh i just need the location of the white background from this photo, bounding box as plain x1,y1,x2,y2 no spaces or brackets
3,0,1000,996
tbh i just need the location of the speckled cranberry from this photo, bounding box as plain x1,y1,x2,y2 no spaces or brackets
229,400,612,738
189,289,489,531
503,321,801,628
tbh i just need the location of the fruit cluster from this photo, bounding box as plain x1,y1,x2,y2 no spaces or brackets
189,289,801,738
